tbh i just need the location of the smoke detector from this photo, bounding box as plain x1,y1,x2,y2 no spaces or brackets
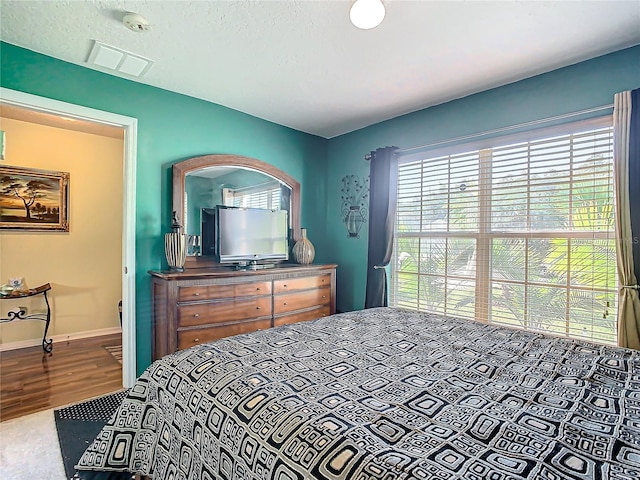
123,13,151,32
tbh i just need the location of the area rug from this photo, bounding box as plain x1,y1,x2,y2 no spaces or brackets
54,390,130,480
102,345,122,364
0,408,67,480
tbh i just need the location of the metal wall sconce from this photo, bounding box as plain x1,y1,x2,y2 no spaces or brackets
341,174,369,238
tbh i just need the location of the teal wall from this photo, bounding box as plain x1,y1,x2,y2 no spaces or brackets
325,45,640,313
1,42,328,373
2,41,638,370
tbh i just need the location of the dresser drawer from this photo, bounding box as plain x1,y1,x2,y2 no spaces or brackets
178,281,272,302
273,286,330,314
273,274,331,294
178,296,272,327
274,305,331,327
178,319,272,349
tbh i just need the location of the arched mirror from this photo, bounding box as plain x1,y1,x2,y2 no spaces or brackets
172,154,300,268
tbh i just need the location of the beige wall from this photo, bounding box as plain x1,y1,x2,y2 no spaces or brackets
0,117,123,344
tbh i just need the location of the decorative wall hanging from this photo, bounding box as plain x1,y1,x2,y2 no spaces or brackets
341,174,369,238
0,165,70,231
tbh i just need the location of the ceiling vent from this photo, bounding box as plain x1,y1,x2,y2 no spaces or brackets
86,41,154,78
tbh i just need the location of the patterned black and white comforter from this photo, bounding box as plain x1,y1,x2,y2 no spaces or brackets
76,307,640,479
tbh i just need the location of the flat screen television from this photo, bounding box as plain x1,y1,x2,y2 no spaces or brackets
203,205,289,267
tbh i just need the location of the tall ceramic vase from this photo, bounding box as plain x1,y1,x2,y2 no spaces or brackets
293,228,315,265
165,211,187,271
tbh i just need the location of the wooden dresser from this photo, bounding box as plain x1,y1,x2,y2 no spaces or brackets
149,264,336,360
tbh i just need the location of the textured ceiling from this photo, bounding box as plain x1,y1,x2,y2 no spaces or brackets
1,1,639,138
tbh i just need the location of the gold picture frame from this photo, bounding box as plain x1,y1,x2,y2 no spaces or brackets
0,165,70,231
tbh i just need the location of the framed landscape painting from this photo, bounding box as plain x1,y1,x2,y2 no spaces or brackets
0,165,70,231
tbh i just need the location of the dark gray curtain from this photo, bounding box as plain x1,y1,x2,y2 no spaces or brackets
280,184,292,238
365,146,399,308
280,184,291,212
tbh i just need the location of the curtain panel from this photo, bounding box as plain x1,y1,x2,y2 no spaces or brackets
613,88,640,349
365,146,399,308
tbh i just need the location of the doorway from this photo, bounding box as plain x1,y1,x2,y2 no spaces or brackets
0,87,137,388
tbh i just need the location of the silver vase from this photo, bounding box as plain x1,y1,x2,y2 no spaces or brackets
165,232,187,271
293,228,315,264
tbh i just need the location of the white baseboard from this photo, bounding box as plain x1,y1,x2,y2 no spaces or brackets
0,326,122,352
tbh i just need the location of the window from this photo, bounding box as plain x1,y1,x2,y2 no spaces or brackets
391,118,617,345
223,182,282,210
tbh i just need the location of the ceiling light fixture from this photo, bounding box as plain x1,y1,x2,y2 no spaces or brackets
350,0,386,30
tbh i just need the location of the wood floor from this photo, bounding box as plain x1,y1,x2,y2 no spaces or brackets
0,333,123,422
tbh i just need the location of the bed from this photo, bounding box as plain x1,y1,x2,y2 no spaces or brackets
76,307,640,479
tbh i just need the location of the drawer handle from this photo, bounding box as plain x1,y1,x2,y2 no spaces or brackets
256,287,261,291
283,302,288,306
256,306,261,310
193,314,200,318
193,338,200,342
283,284,287,288
194,292,201,297
322,279,326,283
322,295,326,299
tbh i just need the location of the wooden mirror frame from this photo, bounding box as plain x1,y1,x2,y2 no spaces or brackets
173,154,301,269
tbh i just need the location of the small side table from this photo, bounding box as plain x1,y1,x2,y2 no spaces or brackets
0,283,53,352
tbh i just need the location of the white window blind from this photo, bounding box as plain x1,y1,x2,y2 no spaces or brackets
228,182,281,210
392,118,617,345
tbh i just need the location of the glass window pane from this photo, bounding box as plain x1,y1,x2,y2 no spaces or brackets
395,272,419,310
448,153,479,231
447,238,476,278
492,147,528,231
568,289,617,345
491,238,525,282
570,239,616,289
529,179,570,231
397,161,422,232
490,282,525,328
527,286,567,336
419,238,447,276
418,274,446,315
420,157,449,232
446,278,475,319
528,238,568,286
571,170,614,232
395,236,419,273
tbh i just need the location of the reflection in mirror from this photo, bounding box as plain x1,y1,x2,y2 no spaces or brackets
173,154,301,268
184,166,293,257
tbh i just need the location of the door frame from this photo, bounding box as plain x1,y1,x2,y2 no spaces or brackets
1,87,137,387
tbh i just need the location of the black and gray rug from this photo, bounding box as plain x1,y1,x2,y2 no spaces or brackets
54,390,131,480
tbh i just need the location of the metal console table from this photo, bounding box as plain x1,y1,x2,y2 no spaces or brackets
0,283,53,352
